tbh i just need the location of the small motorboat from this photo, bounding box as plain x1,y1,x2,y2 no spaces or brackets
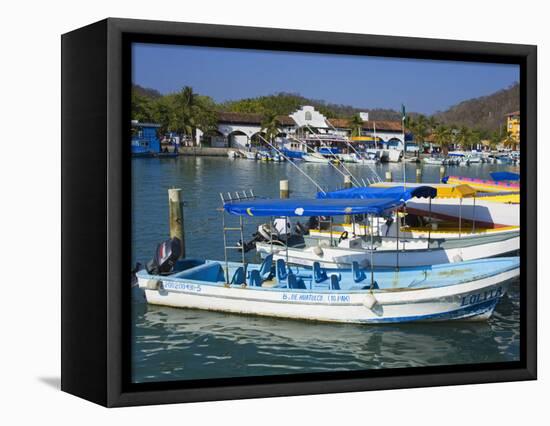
302,152,331,163
240,149,257,160
136,237,519,324
423,156,446,165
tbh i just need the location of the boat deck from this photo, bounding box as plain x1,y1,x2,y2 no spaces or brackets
138,257,519,293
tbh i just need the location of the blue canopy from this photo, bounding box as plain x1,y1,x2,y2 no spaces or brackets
316,185,436,200
224,197,404,217
490,171,520,182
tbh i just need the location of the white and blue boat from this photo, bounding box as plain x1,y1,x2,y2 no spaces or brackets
136,197,519,324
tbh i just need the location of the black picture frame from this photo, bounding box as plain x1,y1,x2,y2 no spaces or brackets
61,17,537,407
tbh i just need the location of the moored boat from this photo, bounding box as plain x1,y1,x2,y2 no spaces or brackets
136,238,519,324
443,175,520,193
302,152,331,163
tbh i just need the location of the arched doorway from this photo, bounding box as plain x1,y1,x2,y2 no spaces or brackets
228,130,249,149
203,129,225,147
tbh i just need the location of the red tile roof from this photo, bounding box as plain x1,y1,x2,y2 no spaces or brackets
217,112,295,126
327,118,404,132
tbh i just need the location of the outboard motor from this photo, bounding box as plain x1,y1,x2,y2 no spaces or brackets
146,237,182,275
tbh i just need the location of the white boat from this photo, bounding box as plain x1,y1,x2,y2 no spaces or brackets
367,181,520,228
239,149,257,160
256,230,519,269
424,157,445,165
406,196,519,228
302,153,331,163
337,153,359,163
227,150,238,159
137,241,519,324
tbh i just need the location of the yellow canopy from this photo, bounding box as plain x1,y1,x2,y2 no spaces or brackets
436,184,477,198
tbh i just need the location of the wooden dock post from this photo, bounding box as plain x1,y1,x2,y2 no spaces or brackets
168,188,185,258
385,171,393,182
416,167,422,183
344,175,352,224
439,165,446,180
280,179,289,199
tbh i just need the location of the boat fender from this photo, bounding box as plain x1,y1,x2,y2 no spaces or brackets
146,279,161,290
363,293,377,310
313,246,324,257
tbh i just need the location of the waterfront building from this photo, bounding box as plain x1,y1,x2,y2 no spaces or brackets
212,112,296,149
194,105,412,150
328,118,411,150
505,111,520,142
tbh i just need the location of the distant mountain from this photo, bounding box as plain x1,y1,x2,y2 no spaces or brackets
219,92,404,120
433,83,519,132
132,83,519,133
133,84,162,99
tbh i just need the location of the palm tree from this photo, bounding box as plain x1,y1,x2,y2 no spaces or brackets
409,115,428,155
261,112,282,143
433,125,452,155
488,130,501,151
426,116,439,133
456,126,472,150
349,114,364,138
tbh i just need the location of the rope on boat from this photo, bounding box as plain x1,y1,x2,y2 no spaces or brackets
303,124,363,187
255,134,327,194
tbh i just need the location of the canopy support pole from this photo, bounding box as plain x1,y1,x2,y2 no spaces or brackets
270,216,274,254
240,215,246,285
472,196,477,233
396,209,400,270
369,214,375,289
428,197,432,248
285,216,289,264
459,199,462,239
330,217,334,247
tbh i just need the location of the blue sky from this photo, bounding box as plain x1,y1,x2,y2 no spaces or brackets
132,43,519,115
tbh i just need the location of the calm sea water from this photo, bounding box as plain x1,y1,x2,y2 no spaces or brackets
131,157,520,383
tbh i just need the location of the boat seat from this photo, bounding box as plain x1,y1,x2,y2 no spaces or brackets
313,261,328,283
231,266,246,285
352,261,366,283
329,274,341,290
173,262,225,282
276,258,289,282
288,273,306,289
249,269,262,287
258,253,274,281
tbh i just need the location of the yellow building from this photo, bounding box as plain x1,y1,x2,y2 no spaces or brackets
505,111,520,142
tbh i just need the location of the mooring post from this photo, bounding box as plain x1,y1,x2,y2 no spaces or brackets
280,179,289,199
168,187,185,258
416,167,422,183
385,171,393,182
344,175,352,224
439,165,446,181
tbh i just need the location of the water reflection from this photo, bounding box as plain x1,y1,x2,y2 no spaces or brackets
131,157,520,383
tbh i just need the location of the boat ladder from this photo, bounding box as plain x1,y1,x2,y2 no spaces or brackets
219,190,256,284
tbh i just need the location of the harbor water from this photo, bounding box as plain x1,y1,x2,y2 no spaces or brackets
131,157,520,383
